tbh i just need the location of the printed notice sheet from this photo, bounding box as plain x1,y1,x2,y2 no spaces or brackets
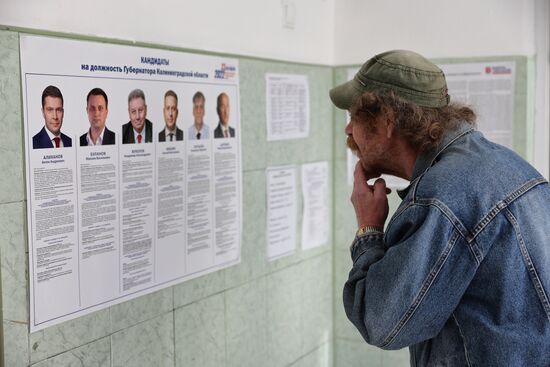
301,161,329,250
265,73,310,141
21,35,242,331
266,166,298,260
439,62,516,149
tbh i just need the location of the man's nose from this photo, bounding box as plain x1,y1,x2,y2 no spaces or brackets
345,121,352,135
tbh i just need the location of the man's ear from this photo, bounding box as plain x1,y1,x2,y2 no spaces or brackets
381,106,395,139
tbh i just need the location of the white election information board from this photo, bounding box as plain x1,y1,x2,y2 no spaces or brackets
21,35,242,331
439,62,516,149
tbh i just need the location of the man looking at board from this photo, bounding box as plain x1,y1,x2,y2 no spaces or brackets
331,49,550,367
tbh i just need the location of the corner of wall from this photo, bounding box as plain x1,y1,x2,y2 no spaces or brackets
0,247,4,367
330,64,338,367
526,56,537,164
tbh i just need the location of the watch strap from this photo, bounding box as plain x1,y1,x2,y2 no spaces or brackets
356,225,384,237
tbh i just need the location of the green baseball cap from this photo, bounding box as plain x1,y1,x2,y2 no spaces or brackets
330,50,450,110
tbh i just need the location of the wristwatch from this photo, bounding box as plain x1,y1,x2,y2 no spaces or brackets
356,225,384,237
350,225,384,252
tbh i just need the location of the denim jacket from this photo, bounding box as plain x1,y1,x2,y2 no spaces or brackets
343,123,550,366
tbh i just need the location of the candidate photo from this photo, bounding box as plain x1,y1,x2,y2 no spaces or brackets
32,85,72,149
122,88,153,144
158,90,183,142
80,88,115,146
188,91,210,140
214,92,236,138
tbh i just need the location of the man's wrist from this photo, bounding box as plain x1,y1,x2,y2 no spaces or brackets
350,225,384,253
356,225,384,237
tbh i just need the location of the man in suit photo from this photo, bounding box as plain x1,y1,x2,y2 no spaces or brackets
80,88,115,146
122,88,153,144
158,90,183,142
188,91,210,140
214,92,235,138
32,85,72,149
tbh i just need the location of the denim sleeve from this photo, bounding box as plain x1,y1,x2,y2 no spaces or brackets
343,203,479,350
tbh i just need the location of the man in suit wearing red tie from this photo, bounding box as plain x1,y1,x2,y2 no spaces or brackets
122,88,153,144
32,85,72,149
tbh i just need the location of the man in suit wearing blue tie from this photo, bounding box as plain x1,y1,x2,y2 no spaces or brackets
32,85,72,149
188,91,210,140
158,90,183,142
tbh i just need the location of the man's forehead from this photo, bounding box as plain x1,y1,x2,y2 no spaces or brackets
129,97,145,106
88,95,106,106
165,95,177,104
44,96,62,105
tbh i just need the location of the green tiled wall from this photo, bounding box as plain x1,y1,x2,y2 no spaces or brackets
0,27,534,367
0,29,334,367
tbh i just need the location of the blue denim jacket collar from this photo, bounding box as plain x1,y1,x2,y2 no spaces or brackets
397,123,474,199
